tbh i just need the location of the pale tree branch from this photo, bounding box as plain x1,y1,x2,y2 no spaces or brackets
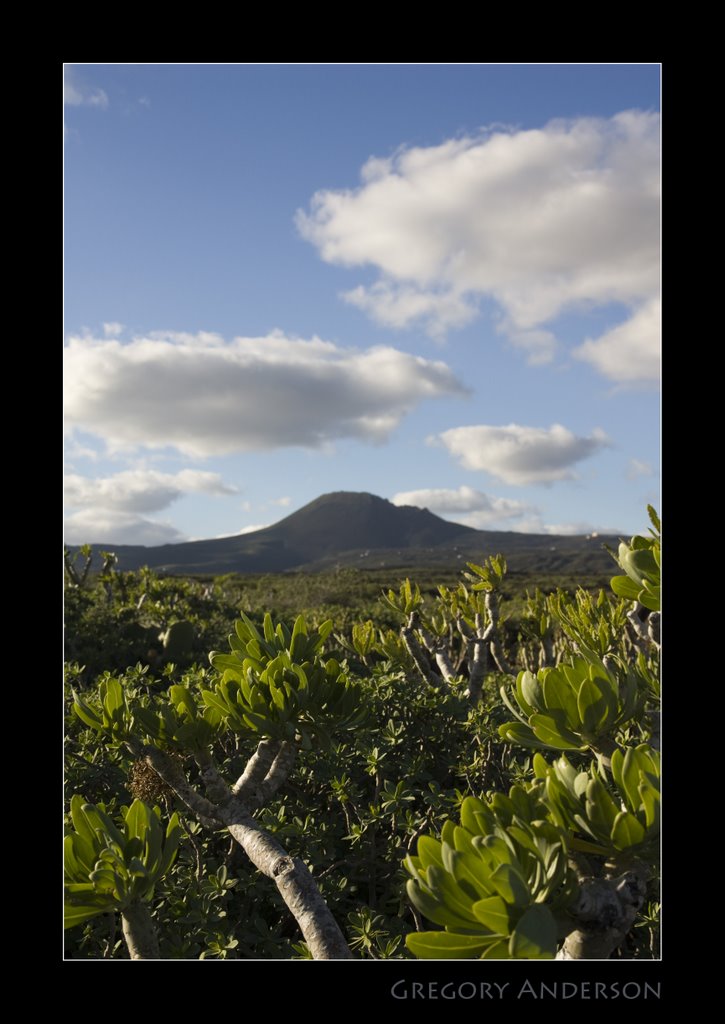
126,737,352,959
221,803,353,959
465,638,488,703
194,748,231,804
484,592,514,675
232,738,279,798
251,741,297,809
556,869,648,959
121,900,160,960
417,622,458,685
401,614,439,687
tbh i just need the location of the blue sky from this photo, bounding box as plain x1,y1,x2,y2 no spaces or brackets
64,64,660,546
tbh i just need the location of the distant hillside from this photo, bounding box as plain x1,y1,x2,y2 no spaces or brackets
66,491,620,576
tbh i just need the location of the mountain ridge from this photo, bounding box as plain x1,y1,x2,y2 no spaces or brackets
66,490,619,576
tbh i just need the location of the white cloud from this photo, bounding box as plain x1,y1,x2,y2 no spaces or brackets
64,469,235,514
514,517,621,537
391,485,535,530
236,523,268,535
64,67,109,109
64,469,236,545
64,330,465,457
103,322,124,337
433,423,610,486
297,111,660,365
626,458,655,480
269,496,292,507
391,485,621,535
573,297,661,383
343,282,478,339
64,509,184,547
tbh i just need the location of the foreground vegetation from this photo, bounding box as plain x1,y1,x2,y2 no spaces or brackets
64,514,660,960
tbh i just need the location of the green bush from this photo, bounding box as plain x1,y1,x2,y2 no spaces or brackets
64,512,660,960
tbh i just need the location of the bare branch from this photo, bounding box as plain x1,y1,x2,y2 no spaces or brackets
193,748,231,804
401,614,439,687
418,622,458,685
484,592,514,675
465,638,488,703
233,738,281,799
121,900,160,960
252,741,297,808
222,803,353,959
556,870,647,959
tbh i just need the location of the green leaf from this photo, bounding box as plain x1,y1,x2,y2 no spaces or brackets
124,800,150,843
508,904,557,959
577,678,609,736
70,795,101,849
406,880,477,931
499,721,569,751
451,848,496,900
472,895,511,933
585,776,620,833
200,690,233,716
209,653,245,676
528,714,583,750
610,575,641,601
542,671,580,728
416,835,445,870
460,797,494,837
143,808,163,875
611,810,646,849
618,746,645,811
489,863,530,908
480,834,515,868
72,696,104,732
518,672,544,715
638,778,659,831
406,930,497,959
158,813,181,877
169,686,196,717
481,939,511,959
500,685,533,726
64,902,109,929
102,677,124,720
425,865,480,923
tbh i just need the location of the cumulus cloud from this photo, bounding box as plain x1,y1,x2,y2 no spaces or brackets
391,485,620,535
391,485,535,530
297,111,660,372
64,67,109,109
64,330,465,457
433,424,610,486
64,469,236,545
64,509,184,547
573,297,661,384
343,283,478,339
64,469,236,514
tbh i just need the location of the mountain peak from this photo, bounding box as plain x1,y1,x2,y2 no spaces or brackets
66,490,618,577
264,490,473,554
